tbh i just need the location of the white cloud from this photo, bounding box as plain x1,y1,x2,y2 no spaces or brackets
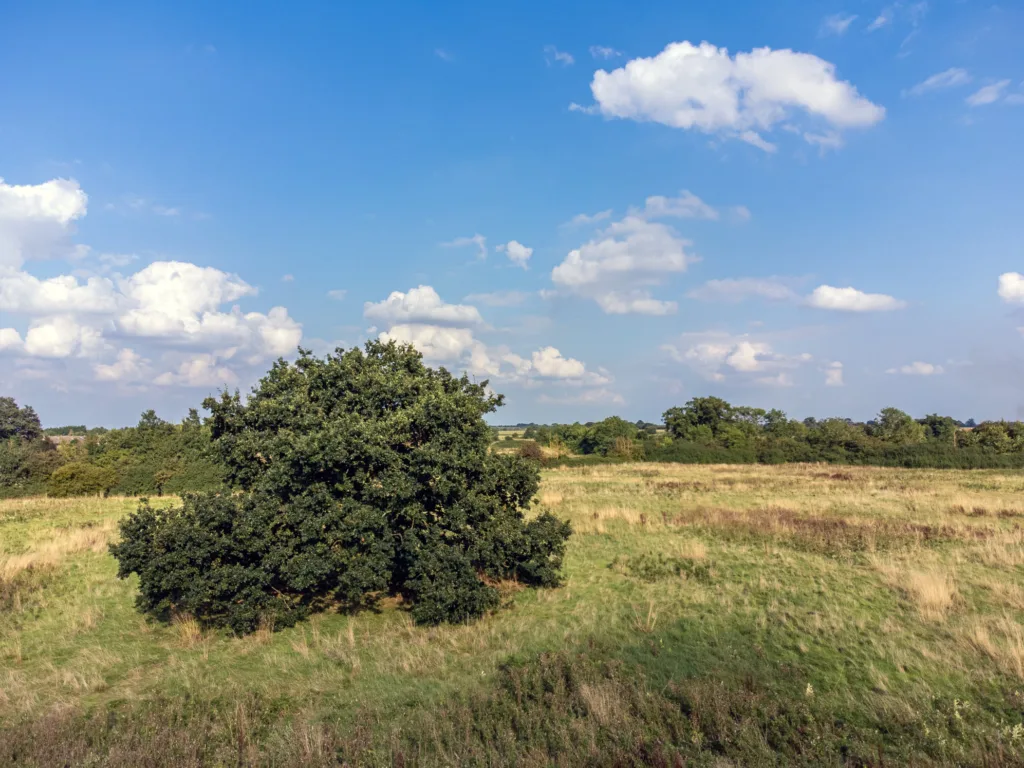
595,291,677,316
999,272,1024,303
441,233,487,260
434,48,454,62
1,258,301,374
0,328,23,352
564,209,613,227
154,355,239,387
663,331,813,383
23,315,106,358
820,13,858,36
112,261,300,360
551,192,728,314
544,45,574,66
380,323,477,362
0,177,88,269
825,361,844,387
757,372,794,387
463,290,529,307
364,285,483,327
0,271,118,314
589,45,622,59
0,176,302,390
866,8,893,31
687,277,797,303
367,283,609,393
327,289,347,301
98,253,138,271
634,190,719,220
739,130,778,153
967,80,1011,107
529,346,586,378
94,348,150,382
905,68,971,97
805,284,906,312
496,240,532,269
281,274,294,283
552,215,693,314
579,40,884,150
886,361,944,375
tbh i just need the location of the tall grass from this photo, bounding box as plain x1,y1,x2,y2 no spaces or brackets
4,464,1024,765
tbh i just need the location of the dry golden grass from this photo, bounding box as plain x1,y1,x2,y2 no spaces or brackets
172,614,205,649
905,570,958,621
870,557,958,621
965,615,1024,679
0,520,116,583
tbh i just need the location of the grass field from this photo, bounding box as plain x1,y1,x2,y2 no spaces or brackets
4,463,1024,765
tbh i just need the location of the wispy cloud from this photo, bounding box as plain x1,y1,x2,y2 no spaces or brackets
589,45,622,59
543,45,574,66
904,67,971,97
434,48,454,62
866,8,893,31
820,13,858,36
441,233,488,260
966,79,1011,107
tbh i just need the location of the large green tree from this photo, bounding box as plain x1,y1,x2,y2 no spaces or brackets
111,341,571,633
0,397,42,441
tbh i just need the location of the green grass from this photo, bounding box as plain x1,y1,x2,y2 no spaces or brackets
4,464,1024,765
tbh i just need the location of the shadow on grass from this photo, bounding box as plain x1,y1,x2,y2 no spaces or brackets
4,611,1024,767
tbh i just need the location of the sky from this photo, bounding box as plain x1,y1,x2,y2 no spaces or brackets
1,0,1023,428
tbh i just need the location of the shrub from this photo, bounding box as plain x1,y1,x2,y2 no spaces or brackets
518,441,544,461
111,341,572,633
47,462,118,497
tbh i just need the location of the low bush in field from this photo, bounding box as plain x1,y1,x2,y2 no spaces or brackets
111,342,572,633
47,462,118,497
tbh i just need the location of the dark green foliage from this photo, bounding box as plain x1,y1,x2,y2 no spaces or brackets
614,553,713,583
47,462,118,497
530,416,641,456
0,438,63,497
112,341,572,631
110,491,393,633
0,396,42,441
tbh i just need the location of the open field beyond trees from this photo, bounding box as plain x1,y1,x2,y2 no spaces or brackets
5,463,1024,765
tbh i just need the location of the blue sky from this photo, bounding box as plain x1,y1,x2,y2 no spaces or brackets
1,0,1023,427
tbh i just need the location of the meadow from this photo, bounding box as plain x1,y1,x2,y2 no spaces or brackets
3,463,1024,765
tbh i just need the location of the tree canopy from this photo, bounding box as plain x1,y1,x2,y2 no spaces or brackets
110,341,572,633
0,397,42,442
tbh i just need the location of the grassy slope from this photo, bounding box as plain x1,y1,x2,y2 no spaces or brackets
3,465,1024,765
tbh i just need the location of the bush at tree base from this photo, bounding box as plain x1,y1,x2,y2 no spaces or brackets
110,341,572,633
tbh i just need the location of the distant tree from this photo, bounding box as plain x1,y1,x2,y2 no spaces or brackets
664,397,734,441
920,414,957,443
581,416,638,455
0,397,42,442
111,341,571,633
137,410,169,432
873,408,926,446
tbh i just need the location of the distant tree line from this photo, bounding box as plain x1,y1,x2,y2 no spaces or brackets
0,397,225,498
526,397,1024,469
3,391,1024,499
